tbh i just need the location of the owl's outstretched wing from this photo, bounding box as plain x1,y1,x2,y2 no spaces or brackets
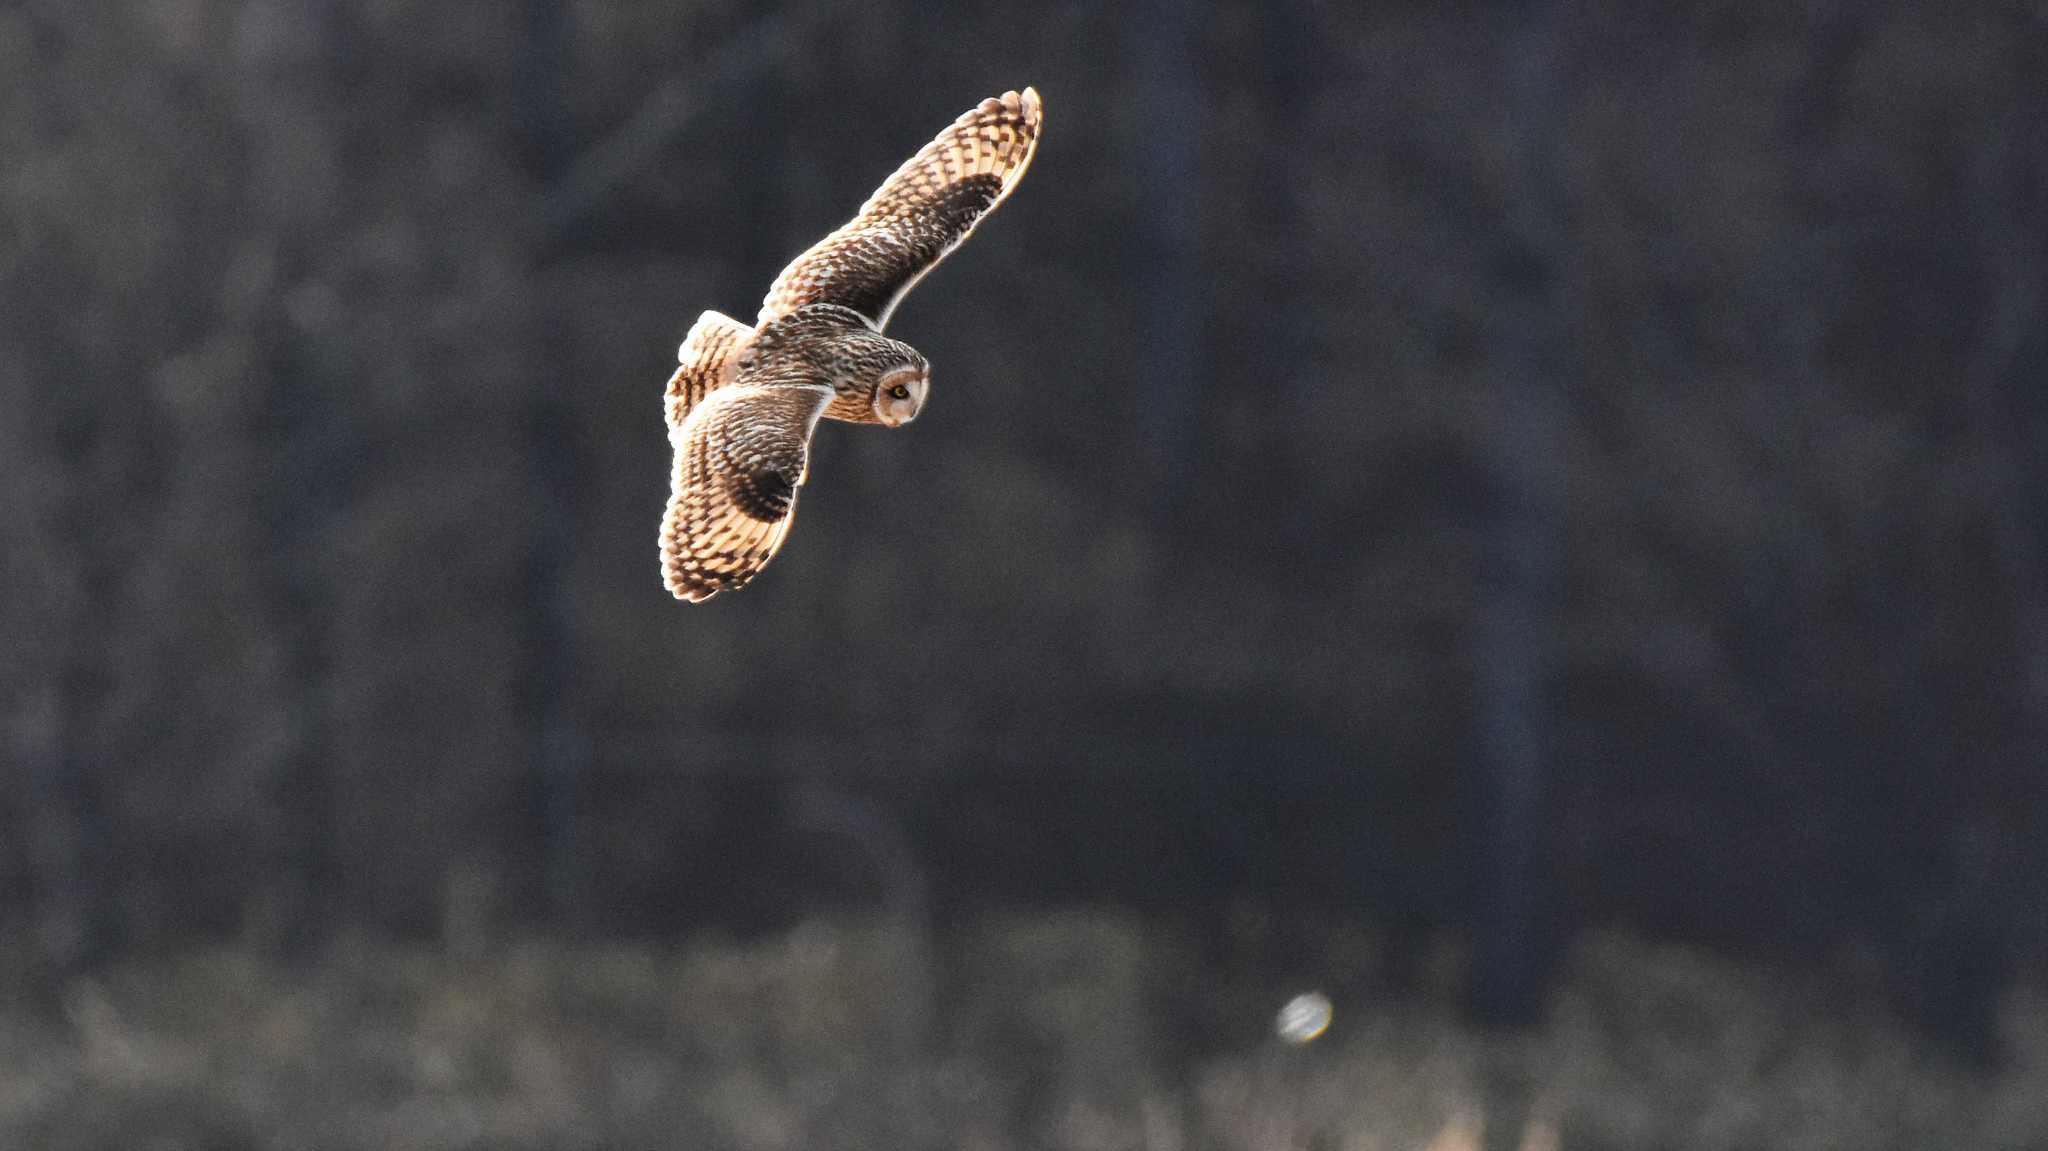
660,383,833,602
757,87,1042,331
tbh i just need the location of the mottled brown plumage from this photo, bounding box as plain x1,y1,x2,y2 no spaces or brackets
661,383,832,602
758,87,1044,330
658,87,1043,603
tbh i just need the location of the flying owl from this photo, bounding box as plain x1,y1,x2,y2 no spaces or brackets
659,86,1044,602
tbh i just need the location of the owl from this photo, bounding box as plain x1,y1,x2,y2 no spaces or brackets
659,87,1043,602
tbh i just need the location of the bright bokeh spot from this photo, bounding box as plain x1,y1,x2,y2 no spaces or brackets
1275,992,1332,1044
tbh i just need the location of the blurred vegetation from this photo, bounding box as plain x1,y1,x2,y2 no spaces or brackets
3,910,2047,1149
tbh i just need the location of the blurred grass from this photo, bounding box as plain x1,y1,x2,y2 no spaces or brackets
2,909,2043,1150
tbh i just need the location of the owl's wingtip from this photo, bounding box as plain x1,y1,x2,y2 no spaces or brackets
993,86,1042,127
665,572,729,603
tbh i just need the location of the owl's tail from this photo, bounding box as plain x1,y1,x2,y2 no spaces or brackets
664,310,754,431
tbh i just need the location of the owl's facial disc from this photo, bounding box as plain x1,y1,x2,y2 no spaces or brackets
873,366,928,427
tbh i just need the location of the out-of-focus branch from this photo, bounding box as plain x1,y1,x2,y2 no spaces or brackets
536,11,801,247
1473,0,1572,1030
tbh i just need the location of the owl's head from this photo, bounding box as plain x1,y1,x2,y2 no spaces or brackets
750,303,932,427
871,364,929,426
826,320,929,427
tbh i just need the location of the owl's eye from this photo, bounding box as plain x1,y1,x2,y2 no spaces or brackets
889,384,911,400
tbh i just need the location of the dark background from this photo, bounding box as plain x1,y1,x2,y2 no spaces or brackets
4,1,2046,1147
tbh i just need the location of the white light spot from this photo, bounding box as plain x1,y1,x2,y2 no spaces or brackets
1275,992,1332,1045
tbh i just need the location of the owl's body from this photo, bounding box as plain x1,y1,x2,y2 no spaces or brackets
659,87,1043,602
